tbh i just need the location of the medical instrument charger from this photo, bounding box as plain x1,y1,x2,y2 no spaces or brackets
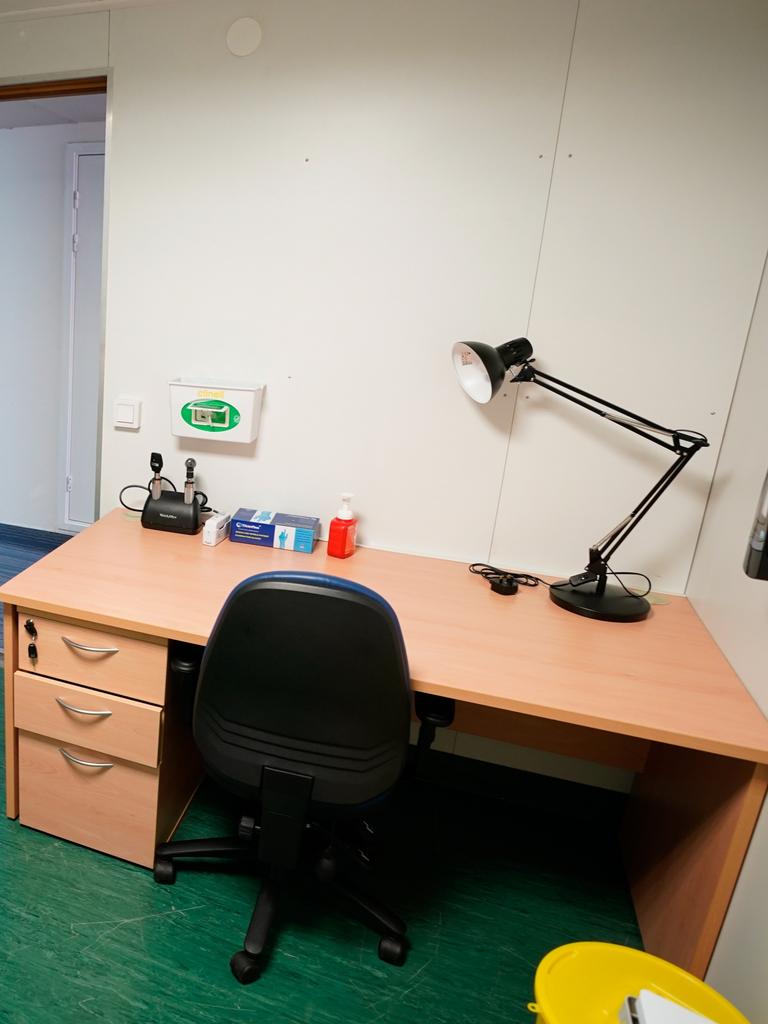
120,452,209,535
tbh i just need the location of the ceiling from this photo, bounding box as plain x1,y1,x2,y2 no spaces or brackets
0,0,104,10
0,0,168,19
0,91,106,128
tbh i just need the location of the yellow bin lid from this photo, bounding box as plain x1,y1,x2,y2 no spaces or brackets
529,943,749,1024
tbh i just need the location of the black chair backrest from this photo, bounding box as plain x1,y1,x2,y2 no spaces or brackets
193,571,412,809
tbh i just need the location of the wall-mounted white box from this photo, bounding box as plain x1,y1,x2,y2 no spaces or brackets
169,379,264,443
114,396,142,430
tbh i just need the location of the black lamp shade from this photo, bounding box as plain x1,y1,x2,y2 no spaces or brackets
452,338,533,403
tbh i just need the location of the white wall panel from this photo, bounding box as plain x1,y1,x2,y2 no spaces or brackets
491,0,768,591
0,12,107,77
688,257,768,1022
100,0,577,559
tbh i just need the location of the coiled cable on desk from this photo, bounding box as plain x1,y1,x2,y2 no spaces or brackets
119,477,210,514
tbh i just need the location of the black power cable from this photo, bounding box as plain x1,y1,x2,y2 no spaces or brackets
469,561,652,599
469,563,548,596
119,476,210,514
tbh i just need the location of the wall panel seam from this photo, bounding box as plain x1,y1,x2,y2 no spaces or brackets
486,0,582,562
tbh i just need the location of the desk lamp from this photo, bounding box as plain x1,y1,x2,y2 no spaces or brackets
452,338,709,622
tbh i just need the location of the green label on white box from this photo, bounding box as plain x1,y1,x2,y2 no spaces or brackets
181,399,240,432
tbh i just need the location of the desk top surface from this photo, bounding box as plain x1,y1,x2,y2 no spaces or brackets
2,510,767,762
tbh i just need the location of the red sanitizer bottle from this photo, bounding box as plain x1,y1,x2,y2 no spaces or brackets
327,493,357,558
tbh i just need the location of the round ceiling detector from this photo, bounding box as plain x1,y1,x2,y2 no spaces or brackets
226,18,263,57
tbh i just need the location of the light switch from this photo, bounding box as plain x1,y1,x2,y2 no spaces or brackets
114,396,142,430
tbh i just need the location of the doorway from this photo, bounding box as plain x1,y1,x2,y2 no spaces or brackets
0,77,107,536
0,77,107,647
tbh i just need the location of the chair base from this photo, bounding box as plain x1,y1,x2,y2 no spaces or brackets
154,823,408,984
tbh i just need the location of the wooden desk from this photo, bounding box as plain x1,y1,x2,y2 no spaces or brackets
2,510,767,977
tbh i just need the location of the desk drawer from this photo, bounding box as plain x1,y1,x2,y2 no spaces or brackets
14,672,162,768
18,731,159,868
18,613,167,704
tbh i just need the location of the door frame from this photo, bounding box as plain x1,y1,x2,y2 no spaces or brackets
1,72,110,535
60,141,106,532
0,77,107,102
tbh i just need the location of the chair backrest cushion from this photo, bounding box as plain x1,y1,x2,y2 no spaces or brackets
193,571,412,808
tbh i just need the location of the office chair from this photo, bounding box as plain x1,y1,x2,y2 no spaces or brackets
153,571,413,984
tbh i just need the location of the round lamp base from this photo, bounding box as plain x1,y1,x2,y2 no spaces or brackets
549,581,650,623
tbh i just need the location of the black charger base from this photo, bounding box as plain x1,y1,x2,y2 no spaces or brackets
141,492,202,535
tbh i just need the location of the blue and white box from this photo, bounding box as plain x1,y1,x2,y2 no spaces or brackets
230,509,321,554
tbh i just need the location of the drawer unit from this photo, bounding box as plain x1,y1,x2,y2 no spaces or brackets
18,731,160,868
18,612,167,704
10,606,203,869
14,671,162,768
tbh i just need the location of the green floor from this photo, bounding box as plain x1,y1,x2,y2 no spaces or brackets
0,692,641,1024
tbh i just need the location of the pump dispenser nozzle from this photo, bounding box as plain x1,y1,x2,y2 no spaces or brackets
337,493,354,520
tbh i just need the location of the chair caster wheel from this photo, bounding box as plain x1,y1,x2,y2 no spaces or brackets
153,857,176,884
238,815,257,841
315,851,337,883
230,950,262,985
378,934,408,967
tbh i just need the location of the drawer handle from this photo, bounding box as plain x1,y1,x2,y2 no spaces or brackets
61,635,120,655
55,697,112,719
59,747,114,769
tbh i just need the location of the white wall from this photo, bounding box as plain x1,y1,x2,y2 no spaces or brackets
102,0,767,593
101,0,578,562
0,120,104,532
0,10,106,77
687,256,768,1022
491,0,768,591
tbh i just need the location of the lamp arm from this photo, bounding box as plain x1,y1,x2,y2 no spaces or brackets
511,361,709,577
514,364,703,453
593,449,695,563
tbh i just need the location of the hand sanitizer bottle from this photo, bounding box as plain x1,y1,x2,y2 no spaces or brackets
327,493,357,559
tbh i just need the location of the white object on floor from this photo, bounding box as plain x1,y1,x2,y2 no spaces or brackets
620,990,717,1024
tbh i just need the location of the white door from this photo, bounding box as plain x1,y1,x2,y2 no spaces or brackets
63,144,105,530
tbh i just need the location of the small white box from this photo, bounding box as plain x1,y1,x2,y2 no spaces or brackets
114,396,142,430
169,378,264,444
202,513,231,547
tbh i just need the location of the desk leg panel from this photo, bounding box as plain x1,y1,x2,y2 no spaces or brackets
3,604,19,819
623,743,768,978
155,658,204,845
